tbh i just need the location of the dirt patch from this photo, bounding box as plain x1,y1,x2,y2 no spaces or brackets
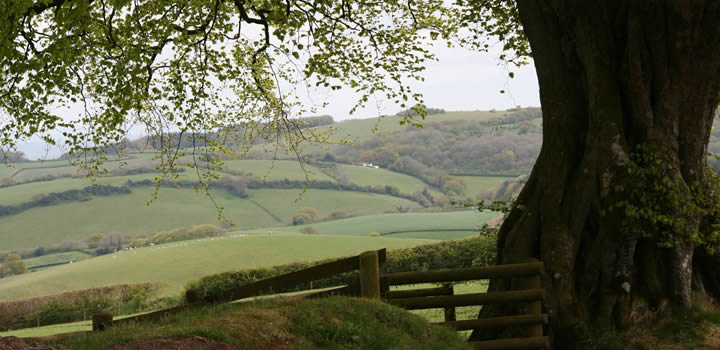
105,336,239,350
0,337,69,350
701,322,720,349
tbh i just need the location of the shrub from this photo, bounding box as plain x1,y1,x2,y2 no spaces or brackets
327,210,349,220
151,224,226,245
31,193,48,201
219,218,233,229
0,283,162,330
0,254,26,277
31,301,77,325
85,233,105,249
299,115,334,128
293,207,319,225
216,176,249,198
0,177,15,187
300,226,320,235
99,232,127,252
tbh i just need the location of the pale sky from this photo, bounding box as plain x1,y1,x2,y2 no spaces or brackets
18,43,540,159
302,44,540,121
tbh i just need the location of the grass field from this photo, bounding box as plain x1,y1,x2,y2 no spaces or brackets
339,164,444,196
0,185,425,251
296,110,503,155
457,176,514,197
219,159,335,182
0,187,277,251
0,172,204,205
387,231,479,240
248,189,421,224
270,210,497,239
0,234,431,300
10,155,156,182
324,111,501,143
23,251,93,271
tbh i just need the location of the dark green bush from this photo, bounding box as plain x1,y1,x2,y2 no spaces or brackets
0,283,162,330
151,224,226,245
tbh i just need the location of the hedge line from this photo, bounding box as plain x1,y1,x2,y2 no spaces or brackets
0,176,431,221
184,235,496,301
0,283,165,331
0,185,131,218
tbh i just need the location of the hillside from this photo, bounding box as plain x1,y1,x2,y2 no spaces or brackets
269,210,498,240
0,109,535,302
0,186,423,252
0,109,537,253
0,234,430,300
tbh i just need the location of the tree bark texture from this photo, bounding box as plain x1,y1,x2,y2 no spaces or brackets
471,1,720,348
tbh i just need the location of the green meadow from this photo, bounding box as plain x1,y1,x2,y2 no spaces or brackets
0,234,430,300
0,173,201,206
323,111,501,143
0,187,274,251
23,251,94,271
271,210,498,239
220,159,334,181
339,164,444,196
457,176,514,196
248,189,422,224
0,186,424,251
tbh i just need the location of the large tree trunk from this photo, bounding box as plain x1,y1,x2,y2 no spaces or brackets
470,1,720,348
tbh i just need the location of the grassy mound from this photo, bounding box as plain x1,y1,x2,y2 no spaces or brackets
53,297,471,350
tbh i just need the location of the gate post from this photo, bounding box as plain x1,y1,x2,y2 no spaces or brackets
359,251,381,299
516,257,543,338
92,312,113,332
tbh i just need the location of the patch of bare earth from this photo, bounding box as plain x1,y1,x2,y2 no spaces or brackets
0,337,68,350
700,322,720,350
627,322,720,350
105,336,239,350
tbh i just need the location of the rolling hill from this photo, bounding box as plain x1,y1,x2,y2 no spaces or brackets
0,234,430,300
269,210,498,240
0,187,421,251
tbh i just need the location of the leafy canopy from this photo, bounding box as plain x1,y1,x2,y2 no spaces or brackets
0,1,530,162
1,0,458,161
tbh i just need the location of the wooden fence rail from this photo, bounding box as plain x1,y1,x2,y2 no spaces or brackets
380,259,549,350
90,248,549,349
98,249,385,329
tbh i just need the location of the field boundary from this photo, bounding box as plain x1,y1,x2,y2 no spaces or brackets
84,250,548,349
380,228,478,236
97,249,386,329
247,199,283,223
380,259,549,349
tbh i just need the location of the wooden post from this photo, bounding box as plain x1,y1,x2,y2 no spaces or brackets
526,272,543,337
359,251,381,299
443,284,456,322
92,312,113,332
185,288,206,307
513,257,543,339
